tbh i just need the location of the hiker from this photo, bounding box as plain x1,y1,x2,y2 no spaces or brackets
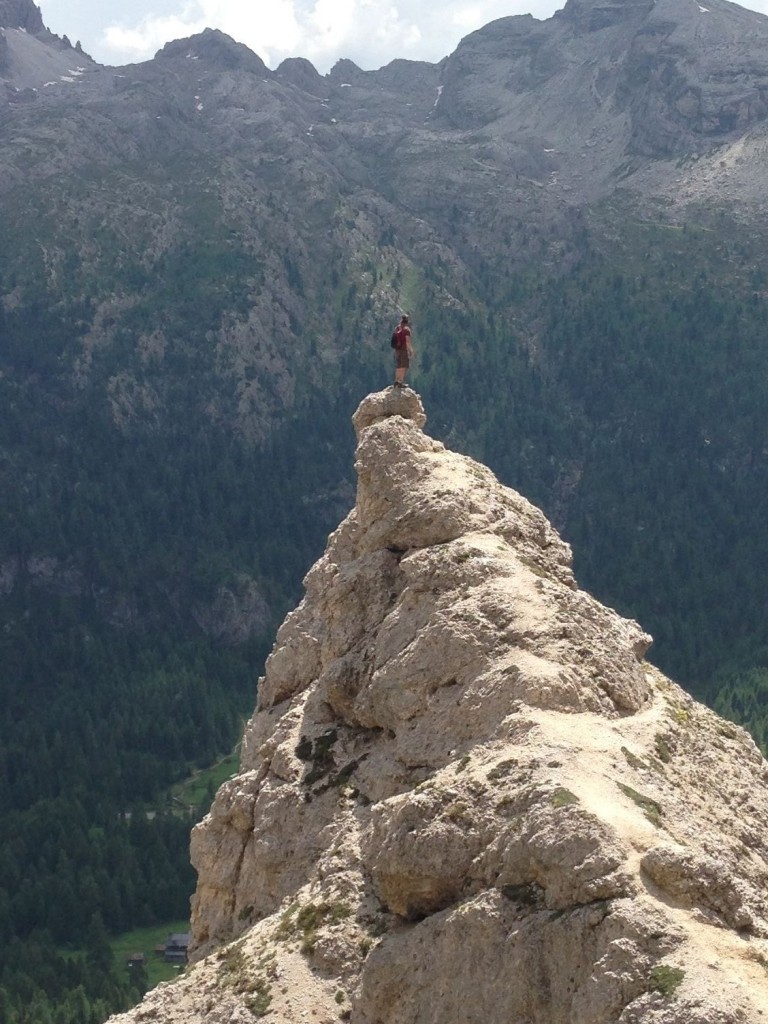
392,314,413,388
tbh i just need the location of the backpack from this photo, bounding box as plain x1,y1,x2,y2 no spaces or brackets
391,324,408,349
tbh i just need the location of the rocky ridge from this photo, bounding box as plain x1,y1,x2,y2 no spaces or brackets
111,390,768,1024
0,0,95,96
0,0,44,33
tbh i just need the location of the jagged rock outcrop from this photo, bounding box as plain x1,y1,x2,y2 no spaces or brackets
0,0,44,33
111,390,768,1024
0,0,95,94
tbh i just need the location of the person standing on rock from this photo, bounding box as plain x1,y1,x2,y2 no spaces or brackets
392,314,413,389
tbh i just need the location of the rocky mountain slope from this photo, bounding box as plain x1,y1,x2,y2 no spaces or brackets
433,0,768,202
110,390,768,1024
6,0,768,409
0,0,94,97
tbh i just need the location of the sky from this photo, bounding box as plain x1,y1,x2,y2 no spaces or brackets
39,0,768,73
39,0,565,71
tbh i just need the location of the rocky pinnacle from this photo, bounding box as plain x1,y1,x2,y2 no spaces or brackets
111,390,768,1024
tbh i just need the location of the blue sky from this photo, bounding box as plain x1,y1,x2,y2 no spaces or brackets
39,0,768,72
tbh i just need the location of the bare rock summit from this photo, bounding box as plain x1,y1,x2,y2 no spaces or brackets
111,389,768,1024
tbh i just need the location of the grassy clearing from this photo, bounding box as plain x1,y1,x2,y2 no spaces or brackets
111,919,190,988
169,747,240,812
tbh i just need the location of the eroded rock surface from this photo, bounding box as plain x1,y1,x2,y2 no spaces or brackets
111,389,768,1024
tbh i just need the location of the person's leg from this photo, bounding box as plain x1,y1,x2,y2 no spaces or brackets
395,349,408,385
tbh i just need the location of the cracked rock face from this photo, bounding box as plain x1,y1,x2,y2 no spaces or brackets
111,390,768,1024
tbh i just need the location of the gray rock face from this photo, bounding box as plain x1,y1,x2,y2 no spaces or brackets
436,0,768,180
110,392,768,1024
7,0,768,207
0,0,44,33
157,28,269,75
0,0,96,95
191,574,270,646
275,56,328,97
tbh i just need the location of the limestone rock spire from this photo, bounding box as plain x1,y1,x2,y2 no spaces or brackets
110,390,768,1024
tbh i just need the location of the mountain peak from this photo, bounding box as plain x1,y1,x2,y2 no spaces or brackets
275,55,325,95
156,28,268,74
1,0,96,93
328,56,364,81
109,390,768,1024
0,0,44,33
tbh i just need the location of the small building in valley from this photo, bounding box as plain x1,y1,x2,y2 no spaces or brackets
163,932,192,963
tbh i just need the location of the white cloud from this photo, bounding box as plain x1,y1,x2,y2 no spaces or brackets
301,0,424,66
101,0,304,63
198,0,304,56
104,11,206,58
44,0,768,71
451,6,486,31
97,0,562,71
